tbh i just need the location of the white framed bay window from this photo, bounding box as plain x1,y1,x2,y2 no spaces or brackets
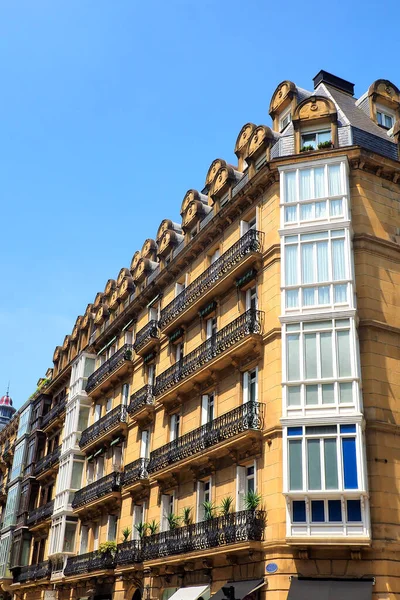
283,422,370,540
282,319,361,416
280,159,349,227
283,228,353,313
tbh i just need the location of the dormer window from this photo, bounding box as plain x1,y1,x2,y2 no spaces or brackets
280,108,292,132
301,130,331,151
376,109,394,130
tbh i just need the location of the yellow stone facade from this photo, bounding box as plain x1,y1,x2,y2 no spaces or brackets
1,71,400,600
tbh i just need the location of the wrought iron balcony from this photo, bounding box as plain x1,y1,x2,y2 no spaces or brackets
13,560,52,583
127,385,154,417
41,397,67,429
154,309,263,398
72,471,121,509
133,320,160,355
85,344,134,394
116,540,142,565
122,458,149,488
142,509,266,561
159,229,263,330
64,550,116,576
27,499,54,527
79,405,127,450
148,401,264,474
34,445,61,476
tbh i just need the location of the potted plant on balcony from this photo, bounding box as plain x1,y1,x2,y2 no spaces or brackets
124,348,133,361
317,140,333,149
98,541,117,559
300,144,315,153
244,490,262,511
134,522,148,540
203,501,217,521
147,519,159,535
220,496,234,516
182,506,193,526
167,513,181,530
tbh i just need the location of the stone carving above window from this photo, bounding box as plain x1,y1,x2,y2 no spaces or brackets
368,79,400,105
93,292,105,309
205,158,236,188
157,229,184,257
156,219,182,243
62,335,70,351
104,279,116,297
247,125,275,160
210,166,242,202
234,123,256,162
133,258,158,283
94,303,109,325
141,238,158,260
269,80,297,116
118,275,135,300
80,304,93,331
293,96,337,123
130,251,141,274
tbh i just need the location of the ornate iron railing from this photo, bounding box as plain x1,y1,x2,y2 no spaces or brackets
148,401,264,474
127,385,154,416
79,405,127,449
115,540,142,565
72,472,121,509
27,499,54,526
64,550,116,575
142,510,265,560
34,445,61,475
13,560,52,583
154,308,263,397
122,458,149,487
133,320,160,353
41,397,67,428
85,344,134,393
159,229,263,329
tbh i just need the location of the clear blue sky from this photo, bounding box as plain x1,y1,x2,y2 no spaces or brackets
1,1,399,408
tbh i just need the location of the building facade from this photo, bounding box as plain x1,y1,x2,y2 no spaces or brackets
1,70,400,600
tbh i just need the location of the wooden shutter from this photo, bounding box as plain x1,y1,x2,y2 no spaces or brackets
160,494,170,532
236,466,246,511
196,481,205,523
140,430,150,458
201,395,209,425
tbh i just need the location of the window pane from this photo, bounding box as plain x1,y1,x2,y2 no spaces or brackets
324,438,338,489
285,172,296,203
347,499,362,522
286,290,299,309
328,164,342,195
384,114,393,128
289,440,303,490
292,500,306,522
318,131,331,144
311,500,325,522
285,245,298,286
288,426,303,436
340,424,356,433
337,330,351,377
285,205,297,222
318,286,330,304
332,239,346,280
322,384,334,404
303,287,315,306
307,439,321,489
305,334,317,379
334,284,347,303
377,112,383,125
287,335,300,381
288,386,301,406
330,199,342,216
320,332,333,378
342,437,358,489
300,203,313,221
300,169,312,200
301,244,314,283
314,167,325,198
328,500,342,522
315,201,327,218
316,242,329,282
306,385,318,405
339,382,353,403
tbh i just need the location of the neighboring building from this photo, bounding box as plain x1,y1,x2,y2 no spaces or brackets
1,70,400,600
0,395,16,432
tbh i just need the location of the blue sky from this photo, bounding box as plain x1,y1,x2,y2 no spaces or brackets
1,0,399,408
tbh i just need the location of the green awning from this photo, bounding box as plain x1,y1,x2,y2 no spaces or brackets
87,454,94,461
122,318,136,332
110,437,121,447
94,447,105,457
97,336,117,356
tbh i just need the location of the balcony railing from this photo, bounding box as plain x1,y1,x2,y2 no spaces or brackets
85,344,134,393
27,499,54,527
133,320,160,354
154,309,263,398
13,560,52,583
127,385,154,417
72,472,121,509
79,405,127,449
34,445,61,476
159,229,263,330
148,401,264,474
41,398,67,428
64,550,115,576
142,510,265,561
122,458,149,488
115,540,142,565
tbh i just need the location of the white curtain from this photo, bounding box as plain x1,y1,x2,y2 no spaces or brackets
300,203,313,221
285,245,298,285
315,201,327,219
334,284,347,303
318,285,330,305
320,332,333,378
328,164,341,196
330,199,342,216
314,167,325,198
285,205,297,223
304,333,317,379
332,239,346,280
316,241,329,282
303,287,315,306
286,289,299,309
300,169,312,200
285,171,296,203
301,244,314,283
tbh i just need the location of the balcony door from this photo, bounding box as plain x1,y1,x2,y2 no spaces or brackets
201,393,214,425
80,525,88,554
236,461,257,511
140,430,150,459
245,285,257,311
196,478,212,522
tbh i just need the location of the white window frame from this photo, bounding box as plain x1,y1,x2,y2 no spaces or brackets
245,285,257,311
236,461,257,511
376,104,395,130
243,368,258,404
196,477,212,522
201,393,215,425
280,106,292,132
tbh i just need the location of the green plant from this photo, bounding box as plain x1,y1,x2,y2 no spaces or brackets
166,512,181,530
220,496,234,516
182,506,193,526
98,541,117,556
202,500,217,521
244,490,262,511
122,526,132,542
300,144,314,152
124,349,133,360
147,519,159,535
134,521,147,539
318,140,333,149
